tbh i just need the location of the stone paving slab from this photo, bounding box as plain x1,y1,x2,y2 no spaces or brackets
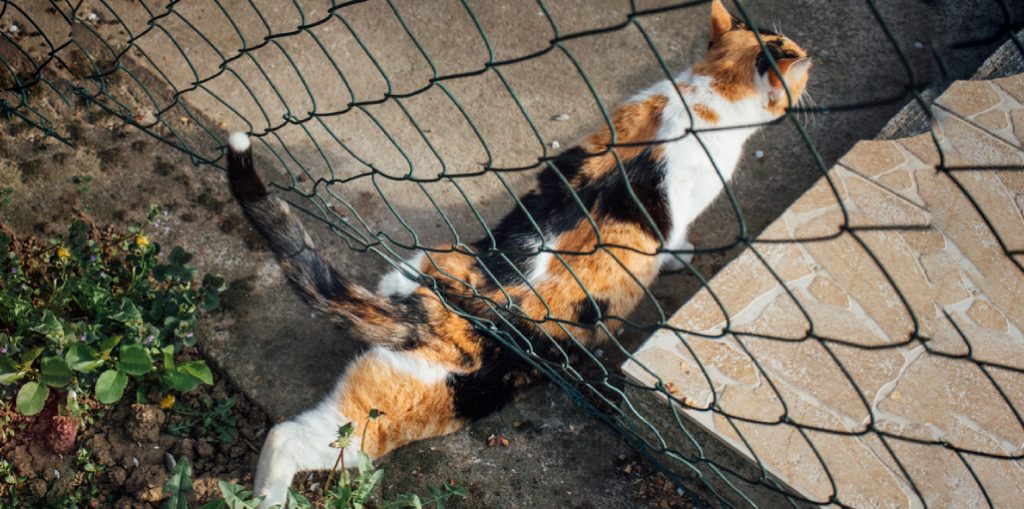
625,72,1024,508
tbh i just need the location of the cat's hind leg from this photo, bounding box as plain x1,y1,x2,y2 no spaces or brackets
253,383,356,509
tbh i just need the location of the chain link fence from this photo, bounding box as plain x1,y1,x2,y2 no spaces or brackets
3,1,1024,507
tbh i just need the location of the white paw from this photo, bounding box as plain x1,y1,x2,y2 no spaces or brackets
661,242,694,272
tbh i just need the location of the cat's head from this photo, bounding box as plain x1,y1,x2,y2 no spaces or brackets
694,0,811,116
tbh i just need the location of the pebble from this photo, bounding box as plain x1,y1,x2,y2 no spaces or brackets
754,149,765,159
552,113,570,121
7,24,18,35
913,41,924,49
87,12,98,22
550,140,561,149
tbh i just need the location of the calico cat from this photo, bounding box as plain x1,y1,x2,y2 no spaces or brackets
225,1,810,506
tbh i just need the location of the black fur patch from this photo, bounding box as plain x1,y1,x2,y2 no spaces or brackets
448,306,585,421
474,148,591,287
592,149,671,239
576,298,609,327
755,39,799,76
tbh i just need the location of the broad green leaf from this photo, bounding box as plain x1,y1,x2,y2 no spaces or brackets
177,360,213,385
110,299,142,324
20,346,44,367
202,274,226,292
16,382,48,416
38,357,72,387
380,494,423,509
99,335,122,357
66,344,104,373
286,490,313,509
162,369,202,393
162,345,176,371
352,468,384,504
218,480,262,509
0,356,25,385
202,292,220,312
95,369,127,404
118,344,154,376
195,502,227,509
169,246,193,266
29,311,64,340
163,456,192,509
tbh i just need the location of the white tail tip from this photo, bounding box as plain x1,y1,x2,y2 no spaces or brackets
228,131,251,153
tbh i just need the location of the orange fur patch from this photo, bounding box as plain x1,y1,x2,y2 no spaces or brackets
339,354,463,458
578,94,668,182
505,216,662,343
692,103,719,123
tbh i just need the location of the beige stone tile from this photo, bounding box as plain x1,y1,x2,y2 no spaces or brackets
629,345,714,408
917,311,971,358
739,332,875,427
993,73,1024,104
844,171,930,228
976,109,1010,131
789,173,846,214
886,440,987,509
936,81,1004,118
798,295,889,347
728,419,834,502
666,289,728,333
917,250,972,306
802,232,915,342
934,111,1024,168
876,355,1024,454
789,203,845,239
967,299,1009,333
962,455,1024,509
839,140,907,177
714,380,785,425
752,241,813,283
626,75,1024,508
877,169,913,194
899,229,946,254
915,166,1024,327
732,291,809,340
999,169,1024,194
806,431,912,508
947,171,1024,251
807,275,849,308
952,314,1024,371
1012,109,1024,147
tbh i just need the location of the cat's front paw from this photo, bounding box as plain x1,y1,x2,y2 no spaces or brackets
660,242,695,272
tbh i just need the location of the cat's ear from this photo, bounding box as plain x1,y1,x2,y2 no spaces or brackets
709,0,734,44
768,58,812,91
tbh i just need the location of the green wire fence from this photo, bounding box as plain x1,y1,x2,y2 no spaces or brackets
3,1,1024,507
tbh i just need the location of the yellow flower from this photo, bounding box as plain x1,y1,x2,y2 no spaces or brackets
56,247,70,260
159,394,176,410
135,235,150,248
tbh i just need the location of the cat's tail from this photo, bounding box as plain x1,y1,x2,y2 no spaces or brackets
225,133,423,348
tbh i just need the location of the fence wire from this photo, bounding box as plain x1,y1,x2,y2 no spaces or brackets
2,1,1024,507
